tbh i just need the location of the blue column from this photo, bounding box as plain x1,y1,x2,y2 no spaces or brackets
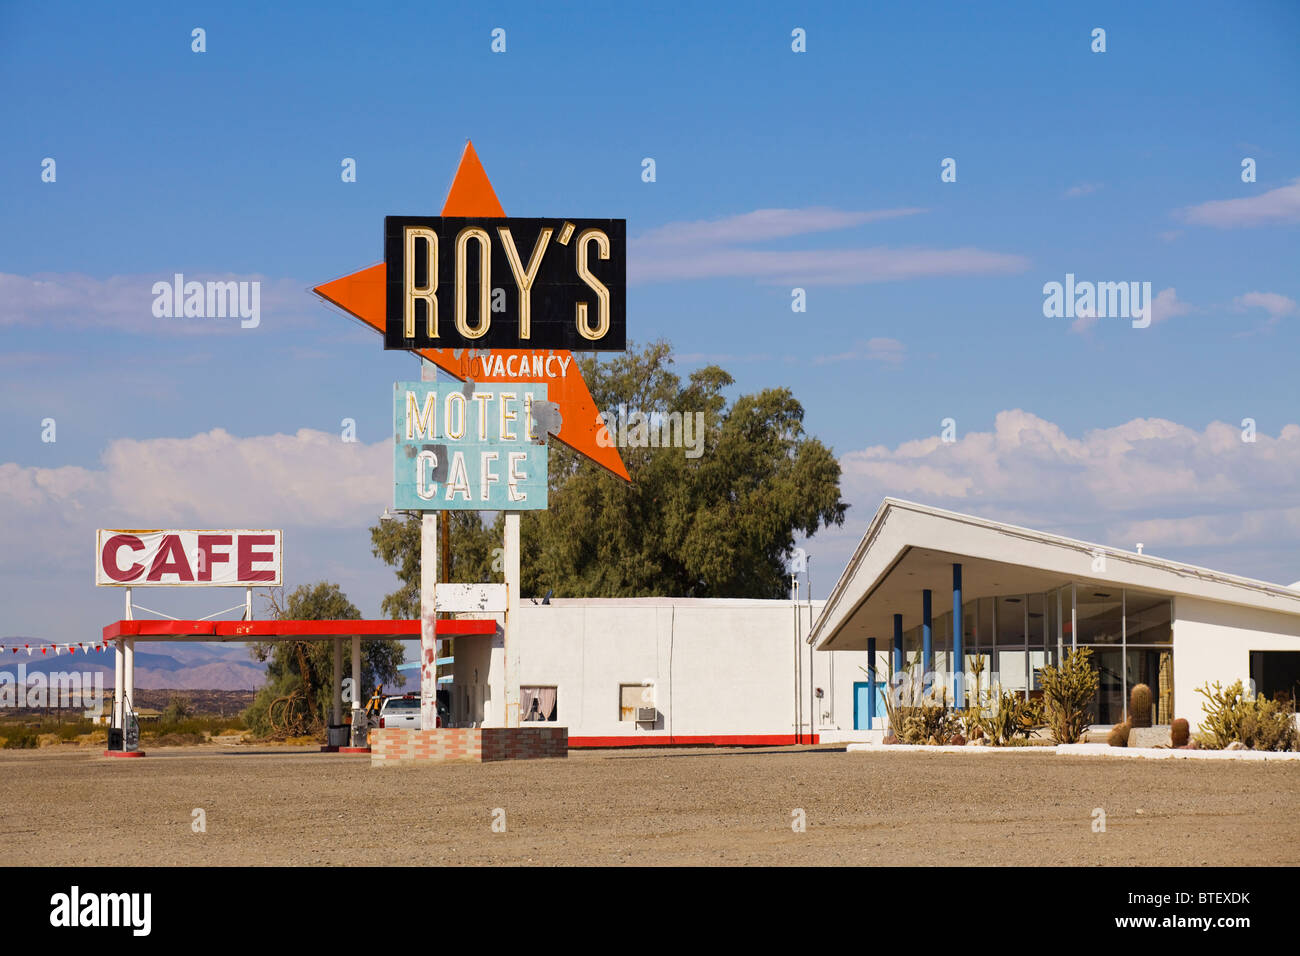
892,613,903,688
922,589,933,696
866,637,877,727
952,563,964,708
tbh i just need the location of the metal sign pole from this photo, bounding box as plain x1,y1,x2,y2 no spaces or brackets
420,512,440,730
504,512,521,728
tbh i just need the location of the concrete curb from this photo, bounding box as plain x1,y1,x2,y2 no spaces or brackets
846,742,1300,761
845,743,1052,755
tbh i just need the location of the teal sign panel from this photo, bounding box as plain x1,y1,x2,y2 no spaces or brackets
393,381,549,511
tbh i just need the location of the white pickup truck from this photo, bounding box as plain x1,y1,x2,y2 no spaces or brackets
378,693,448,730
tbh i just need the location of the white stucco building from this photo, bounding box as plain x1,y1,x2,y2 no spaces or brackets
448,597,875,745
418,497,1300,745
808,498,1300,727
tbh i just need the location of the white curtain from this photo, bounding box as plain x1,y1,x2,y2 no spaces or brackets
537,687,558,722
521,687,542,721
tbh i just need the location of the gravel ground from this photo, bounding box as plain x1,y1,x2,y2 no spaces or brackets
3,743,1298,866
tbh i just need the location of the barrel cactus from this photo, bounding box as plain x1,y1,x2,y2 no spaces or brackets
1107,721,1130,747
1129,683,1153,728
1172,717,1190,748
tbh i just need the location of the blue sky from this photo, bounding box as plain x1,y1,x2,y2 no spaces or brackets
2,1,1299,645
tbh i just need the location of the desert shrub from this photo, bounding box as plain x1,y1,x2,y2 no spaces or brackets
897,697,962,745
982,690,1039,746
1195,680,1299,751
1239,699,1297,751
4,733,39,749
56,720,96,742
1039,648,1100,744
151,732,205,747
876,661,962,744
162,695,195,722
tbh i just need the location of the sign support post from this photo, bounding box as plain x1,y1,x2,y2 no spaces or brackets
420,512,440,730
504,512,521,727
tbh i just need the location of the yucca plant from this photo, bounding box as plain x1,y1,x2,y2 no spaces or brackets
1196,680,1298,751
1039,647,1099,744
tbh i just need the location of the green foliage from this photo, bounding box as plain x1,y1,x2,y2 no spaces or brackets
369,511,499,619
1195,680,1298,751
982,689,1039,746
242,582,404,737
1039,648,1100,744
140,716,244,740
1129,683,1153,728
3,732,38,749
897,698,961,745
879,666,959,745
371,342,849,602
162,694,195,722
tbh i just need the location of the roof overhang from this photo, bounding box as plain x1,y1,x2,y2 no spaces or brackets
101,619,497,642
812,498,1300,652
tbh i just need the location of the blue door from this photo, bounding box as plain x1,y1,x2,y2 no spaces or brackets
853,681,888,729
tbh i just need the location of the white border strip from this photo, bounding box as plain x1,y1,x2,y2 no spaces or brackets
845,742,1300,761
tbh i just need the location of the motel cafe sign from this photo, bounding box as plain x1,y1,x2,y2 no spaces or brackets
394,382,548,511
95,529,283,586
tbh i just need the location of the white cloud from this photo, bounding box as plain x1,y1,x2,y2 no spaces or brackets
0,272,310,334
629,207,1029,285
1180,178,1300,228
635,206,925,246
1233,291,1298,319
813,338,906,365
1063,183,1103,198
1149,287,1192,325
1067,288,1188,334
0,429,390,576
825,410,1300,584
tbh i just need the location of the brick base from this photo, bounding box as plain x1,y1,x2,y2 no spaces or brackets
370,727,568,765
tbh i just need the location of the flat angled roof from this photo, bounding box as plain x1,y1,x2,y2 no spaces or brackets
101,619,496,642
811,498,1300,652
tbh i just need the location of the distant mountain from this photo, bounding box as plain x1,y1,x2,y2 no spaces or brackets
0,639,266,690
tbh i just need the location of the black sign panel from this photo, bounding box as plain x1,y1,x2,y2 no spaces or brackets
384,217,626,351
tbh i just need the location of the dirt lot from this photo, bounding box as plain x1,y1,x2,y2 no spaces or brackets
3,744,1298,866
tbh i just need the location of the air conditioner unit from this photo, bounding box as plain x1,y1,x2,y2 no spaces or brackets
636,707,657,724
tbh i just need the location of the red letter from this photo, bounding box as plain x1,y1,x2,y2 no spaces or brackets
237,534,277,582
196,534,233,583
147,534,194,582
100,534,145,582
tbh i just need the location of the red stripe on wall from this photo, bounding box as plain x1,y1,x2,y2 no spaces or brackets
568,734,819,748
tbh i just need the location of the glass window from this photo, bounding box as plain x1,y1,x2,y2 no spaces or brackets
1027,592,1047,692
933,611,952,695
1126,590,1172,644
619,684,644,722
978,597,994,654
1125,650,1173,723
995,596,1027,693
1045,590,1061,666
1250,651,1300,704
1076,587,1122,644
1091,649,1124,724
522,686,558,722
